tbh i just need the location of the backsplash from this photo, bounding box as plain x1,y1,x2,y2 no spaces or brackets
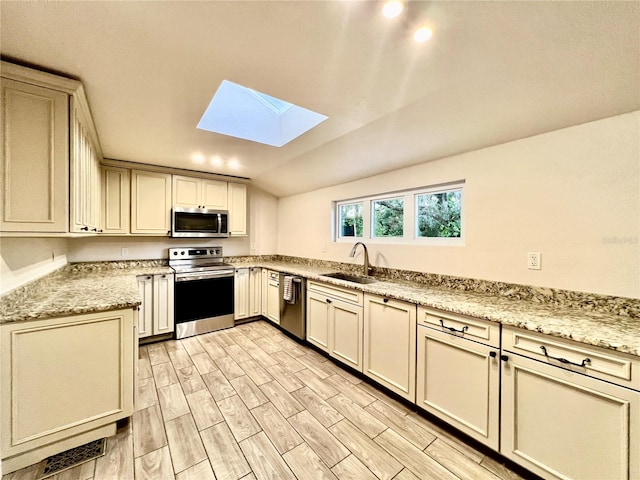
228,254,640,317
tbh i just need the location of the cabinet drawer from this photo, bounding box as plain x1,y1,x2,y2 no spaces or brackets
418,306,500,348
308,281,362,305
503,326,640,390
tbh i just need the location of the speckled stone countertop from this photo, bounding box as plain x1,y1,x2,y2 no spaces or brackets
0,261,173,324
230,260,640,357
2,257,638,357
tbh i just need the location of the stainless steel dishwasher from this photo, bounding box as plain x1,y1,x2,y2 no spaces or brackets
279,273,306,340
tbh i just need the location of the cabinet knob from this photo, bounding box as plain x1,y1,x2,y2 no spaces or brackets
147,276,151,280
383,298,389,303
81,226,89,231
326,299,332,304
500,355,509,362
489,351,497,358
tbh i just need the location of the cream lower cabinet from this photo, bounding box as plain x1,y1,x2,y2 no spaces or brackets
235,267,262,321
131,170,172,235
416,307,501,450
234,268,250,320
307,281,363,372
363,294,416,401
248,267,262,318
137,273,174,339
501,326,640,480
265,270,280,325
0,309,135,473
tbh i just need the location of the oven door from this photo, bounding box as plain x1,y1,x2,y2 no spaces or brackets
174,269,234,338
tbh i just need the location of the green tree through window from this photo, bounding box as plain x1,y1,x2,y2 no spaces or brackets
416,191,461,237
373,198,403,237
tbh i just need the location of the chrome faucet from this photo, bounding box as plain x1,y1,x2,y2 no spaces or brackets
349,242,372,276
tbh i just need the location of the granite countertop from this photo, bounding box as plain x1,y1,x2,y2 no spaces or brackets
231,261,640,357
2,259,638,358
0,263,173,324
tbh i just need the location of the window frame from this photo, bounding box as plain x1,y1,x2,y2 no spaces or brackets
333,181,465,246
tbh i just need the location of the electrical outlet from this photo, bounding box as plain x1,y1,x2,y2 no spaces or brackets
527,252,541,270
121,248,129,257
321,244,327,253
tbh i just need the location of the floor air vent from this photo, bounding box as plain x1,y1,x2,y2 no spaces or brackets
37,438,106,479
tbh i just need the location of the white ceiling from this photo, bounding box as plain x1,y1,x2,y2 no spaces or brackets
1,1,639,197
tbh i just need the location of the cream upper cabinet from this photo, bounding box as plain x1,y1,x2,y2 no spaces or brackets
501,326,640,480
227,182,247,236
307,281,364,372
131,170,172,235
102,166,130,234
0,77,69,233
416,307,500,450
70,90,103,233
363,294,416,401
172,175,227,210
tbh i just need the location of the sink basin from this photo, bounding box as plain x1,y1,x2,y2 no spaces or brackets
321,272,377,284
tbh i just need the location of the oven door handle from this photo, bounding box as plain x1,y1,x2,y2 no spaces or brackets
175,270,235,282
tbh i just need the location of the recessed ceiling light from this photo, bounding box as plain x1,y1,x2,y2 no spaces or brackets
192,153,205,164
210,156,223,167
228,159,240,170
198,80,328,147
382,0,403,18
413,26,433,43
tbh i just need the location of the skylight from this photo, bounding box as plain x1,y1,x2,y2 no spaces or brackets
197,80,328,147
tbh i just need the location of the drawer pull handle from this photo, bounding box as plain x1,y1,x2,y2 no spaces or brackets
540,346,591,367
439,319,469,334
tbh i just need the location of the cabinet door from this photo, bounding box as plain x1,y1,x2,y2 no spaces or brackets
173,175,201,208
501,354,640,480
131,170,172,235
306,291,331,352
227,182,247,236
248,267,262,317
137,276,154,338
70,96,102,233
102,167,130,234
0,79,69,232
363,294,416,401
330,300,363,372
267,279,280,324
261,269,268,316
0,310,134,459
234,268,250,320
416,326,499,449
202,179,228,209
153,274,174,335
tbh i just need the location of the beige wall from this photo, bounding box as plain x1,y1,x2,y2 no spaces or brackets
0,238,69,295
277,111,640,298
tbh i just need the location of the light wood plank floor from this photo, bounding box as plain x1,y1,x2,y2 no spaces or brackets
3,320,528,480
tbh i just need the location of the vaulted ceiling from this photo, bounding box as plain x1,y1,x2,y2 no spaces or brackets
1,1,638,197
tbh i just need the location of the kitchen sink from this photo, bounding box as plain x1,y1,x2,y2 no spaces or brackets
321,272,378,284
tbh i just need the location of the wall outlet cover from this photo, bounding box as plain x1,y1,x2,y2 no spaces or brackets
528,252,541,270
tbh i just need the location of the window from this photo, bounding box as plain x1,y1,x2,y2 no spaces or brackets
416,189,462,238
338,202,363,238
372,197,403,237
334,182,464,245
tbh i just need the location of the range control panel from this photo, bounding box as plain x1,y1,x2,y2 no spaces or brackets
169,247,223,259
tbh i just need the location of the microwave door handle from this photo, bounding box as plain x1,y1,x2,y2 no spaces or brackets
218,213,222,234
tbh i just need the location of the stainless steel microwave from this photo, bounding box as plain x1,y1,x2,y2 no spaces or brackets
171,207,229,237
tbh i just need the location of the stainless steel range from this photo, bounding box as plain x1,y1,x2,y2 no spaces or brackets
169,247,235,339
